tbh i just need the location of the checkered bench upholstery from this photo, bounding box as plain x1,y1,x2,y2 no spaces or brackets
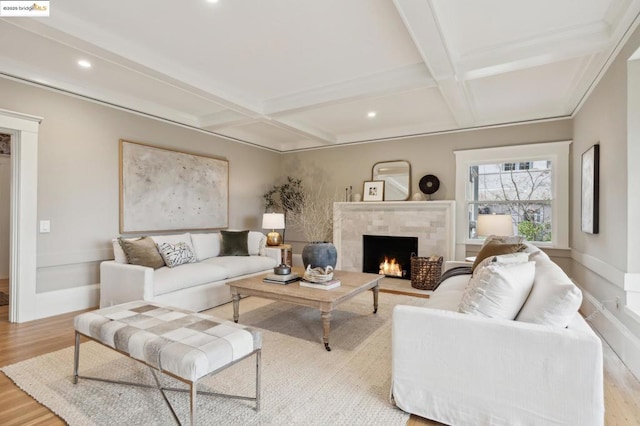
73,301,261,425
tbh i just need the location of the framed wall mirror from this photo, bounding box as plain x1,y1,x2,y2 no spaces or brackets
372,160,411,201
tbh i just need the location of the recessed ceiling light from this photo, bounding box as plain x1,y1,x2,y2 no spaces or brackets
77,59,92,69
367,111,377,118
207,0,219,3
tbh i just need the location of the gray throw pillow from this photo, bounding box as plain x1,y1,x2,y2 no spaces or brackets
220,230,250,256
118,236,165,269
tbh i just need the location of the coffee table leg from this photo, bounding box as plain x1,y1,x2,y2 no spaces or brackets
372,284,379,314
321,311,332,351
232,293,240,323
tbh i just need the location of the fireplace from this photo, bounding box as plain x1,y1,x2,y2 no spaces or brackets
362,235,418,280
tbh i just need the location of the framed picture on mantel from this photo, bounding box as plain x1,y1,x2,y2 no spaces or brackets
581,144,599,234
363,180,384,202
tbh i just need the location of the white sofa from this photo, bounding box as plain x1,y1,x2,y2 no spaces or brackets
391,243,604,425
100,231,279,312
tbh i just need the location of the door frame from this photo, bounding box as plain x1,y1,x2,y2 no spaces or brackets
0,108,40,323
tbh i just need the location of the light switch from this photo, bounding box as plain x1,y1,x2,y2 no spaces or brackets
39,220,50,233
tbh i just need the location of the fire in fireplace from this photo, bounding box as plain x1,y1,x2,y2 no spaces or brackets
362,235,418,280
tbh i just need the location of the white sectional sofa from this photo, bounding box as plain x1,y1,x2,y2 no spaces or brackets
391,240,604,425
100,231,279,312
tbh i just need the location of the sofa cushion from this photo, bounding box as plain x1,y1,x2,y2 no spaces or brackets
248,231,267,256
427,290,465,312
157,242,197,268
220,230,250,256
459,261,535,320
118,236,165,269
153,263,229,296
191,233,222,261
516,258,582,328
471,240,526,271
201,255,277,277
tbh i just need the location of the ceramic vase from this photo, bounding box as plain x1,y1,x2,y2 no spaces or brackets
302,242,337,269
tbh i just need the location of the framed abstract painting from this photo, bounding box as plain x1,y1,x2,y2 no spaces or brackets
120,140,229,233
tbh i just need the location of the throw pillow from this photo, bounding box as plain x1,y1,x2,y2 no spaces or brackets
471,240,527,271
220,230,250,256
118,236,166,269
156,242,197,268
459,261,536,320
515,260,583,327
483,234,526,246
472,252,530,277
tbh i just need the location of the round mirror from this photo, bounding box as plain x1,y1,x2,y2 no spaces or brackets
372,160,411,201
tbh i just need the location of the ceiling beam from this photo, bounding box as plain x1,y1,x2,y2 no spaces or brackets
458,22,611,80
392,0,475,127
263,64,435,116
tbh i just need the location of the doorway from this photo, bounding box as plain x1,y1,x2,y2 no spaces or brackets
0,108,40,323
0,132,10,319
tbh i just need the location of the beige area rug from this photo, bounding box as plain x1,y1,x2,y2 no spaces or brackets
1,292,429,425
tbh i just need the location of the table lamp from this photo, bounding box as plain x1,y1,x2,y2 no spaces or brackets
262,213,285,246
477,214,514,237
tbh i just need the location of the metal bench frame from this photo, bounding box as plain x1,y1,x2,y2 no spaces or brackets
73,331,261,426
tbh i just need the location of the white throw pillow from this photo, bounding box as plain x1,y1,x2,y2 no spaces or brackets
516,260,582,327
472,252,530,277
156,242,197,268
459,261,536,320
150,233,195,254
190,233,221,261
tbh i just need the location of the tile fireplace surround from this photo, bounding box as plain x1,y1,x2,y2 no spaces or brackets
333,201,456,272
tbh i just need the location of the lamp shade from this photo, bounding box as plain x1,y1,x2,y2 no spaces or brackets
262,213,285,230
477,214,513,237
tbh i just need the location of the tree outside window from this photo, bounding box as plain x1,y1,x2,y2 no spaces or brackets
468,160,552,242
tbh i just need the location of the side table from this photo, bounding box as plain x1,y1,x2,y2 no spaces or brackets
270,244,292,266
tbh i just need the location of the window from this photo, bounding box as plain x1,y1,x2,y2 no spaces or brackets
455,141,570,253
469,161,552,241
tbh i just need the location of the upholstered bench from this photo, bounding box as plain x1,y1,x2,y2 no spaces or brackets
73,301,261,425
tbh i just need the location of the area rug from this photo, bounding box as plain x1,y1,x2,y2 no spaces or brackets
0,291,8,306
1,292,429,425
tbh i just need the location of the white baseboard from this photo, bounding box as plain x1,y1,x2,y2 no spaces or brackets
34,284,99,319
581,290,640,380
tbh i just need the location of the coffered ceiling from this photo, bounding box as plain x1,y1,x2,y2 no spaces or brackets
1,0,639,152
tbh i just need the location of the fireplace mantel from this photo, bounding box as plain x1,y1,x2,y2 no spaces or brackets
333,201,456,272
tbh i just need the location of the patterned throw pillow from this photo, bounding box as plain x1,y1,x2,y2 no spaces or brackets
156,242,197,268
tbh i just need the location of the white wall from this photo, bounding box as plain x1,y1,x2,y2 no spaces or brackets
281,120,572,253
0,77,282,295
572,21,640,378
0,154,9,279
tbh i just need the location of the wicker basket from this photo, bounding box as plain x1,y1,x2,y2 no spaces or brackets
410,256,443,290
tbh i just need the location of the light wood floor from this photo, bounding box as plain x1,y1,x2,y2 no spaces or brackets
0,288,638,425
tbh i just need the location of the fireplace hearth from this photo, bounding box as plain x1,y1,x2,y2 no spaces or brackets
362,235,418,280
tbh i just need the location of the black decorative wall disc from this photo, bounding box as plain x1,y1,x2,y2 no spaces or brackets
419,174,440,195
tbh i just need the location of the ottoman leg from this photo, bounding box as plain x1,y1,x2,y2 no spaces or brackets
256,349,261,411
73,332,80,384
190,382,197,426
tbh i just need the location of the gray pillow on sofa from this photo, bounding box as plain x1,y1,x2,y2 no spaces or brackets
118,236,166,269
220,230,250,256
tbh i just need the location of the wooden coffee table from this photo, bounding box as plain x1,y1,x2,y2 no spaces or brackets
227,269,382,351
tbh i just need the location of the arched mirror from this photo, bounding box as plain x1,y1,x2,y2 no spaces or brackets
372,160,411,201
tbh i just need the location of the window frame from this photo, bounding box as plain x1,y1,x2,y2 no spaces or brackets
454,141,571,259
